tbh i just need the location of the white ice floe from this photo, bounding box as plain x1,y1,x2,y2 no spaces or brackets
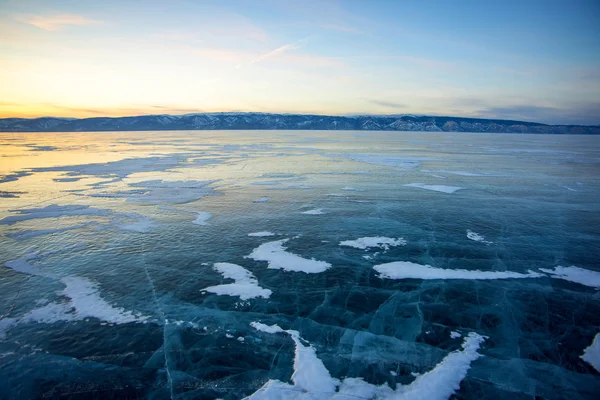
403,183,464,194
253,197,270,203
248,232,276,237
247,322,485,400
539,266,600,289
0,204,111,225
301,209,326,215
340,237,407,251
193,211,212,225
246,239,332,273
466,230,493,245
341,186,362,191
581,332,600,372
374,261,543,281
5,253,47,277
202,263,272,300
450,331,462,339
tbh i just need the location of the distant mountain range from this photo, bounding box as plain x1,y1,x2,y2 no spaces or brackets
1,113,598,134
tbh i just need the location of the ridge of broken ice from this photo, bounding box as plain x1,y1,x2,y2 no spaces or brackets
202,263,272,300
246,239,331,273
403,183,464,194
247,322,486,400
340,237,407,251
374,261,544,281
539,266,600,289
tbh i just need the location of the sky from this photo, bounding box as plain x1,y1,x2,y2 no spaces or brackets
0,0,599,125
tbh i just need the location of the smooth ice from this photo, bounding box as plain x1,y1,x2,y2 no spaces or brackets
1,130,599,399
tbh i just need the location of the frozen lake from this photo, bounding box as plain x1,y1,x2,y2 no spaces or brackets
0,130,599,399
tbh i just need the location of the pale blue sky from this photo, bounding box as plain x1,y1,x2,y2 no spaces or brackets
1,0,599,124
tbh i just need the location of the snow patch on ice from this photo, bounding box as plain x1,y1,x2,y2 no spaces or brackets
403,183,464,194
192,211,212,225
247,322,486,400
246,239,331,273
340,237,406,251
60,277,149,324
466,230,493,245
250,322,284,334
119,216,154,232
539,266,600,288
202,262,272,300
581,332,600,372
248,231,276,237
450,331,462,339
301,209,326,215
374,261,543,281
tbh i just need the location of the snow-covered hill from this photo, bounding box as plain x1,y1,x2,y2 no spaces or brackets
1,113,598,134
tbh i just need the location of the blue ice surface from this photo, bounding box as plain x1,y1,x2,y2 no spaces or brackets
0,130,599,399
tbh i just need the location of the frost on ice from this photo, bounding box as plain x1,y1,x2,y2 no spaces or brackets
246,322,486,400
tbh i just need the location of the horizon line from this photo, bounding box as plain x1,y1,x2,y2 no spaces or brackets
3,111,600,127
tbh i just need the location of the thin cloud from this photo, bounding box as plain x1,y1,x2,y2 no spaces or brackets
320,23,362,34
364,99,407,108
238,37,310,68
17,14,100,31
250,40,304,64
